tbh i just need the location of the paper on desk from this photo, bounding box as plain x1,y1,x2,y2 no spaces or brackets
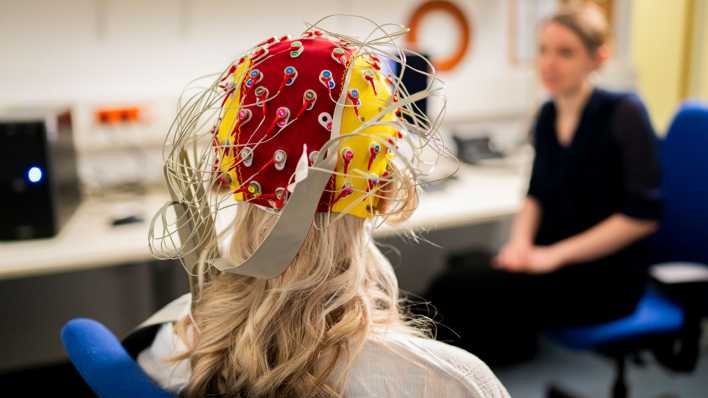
650,262,708,284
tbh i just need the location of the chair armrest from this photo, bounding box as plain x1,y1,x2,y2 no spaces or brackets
61,318,176,398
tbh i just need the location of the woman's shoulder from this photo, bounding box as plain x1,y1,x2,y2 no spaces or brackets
593,87,646,111
536,98,555,123
593,88,654,140
136,321,191,393
531,99,555,142
347,330,510,398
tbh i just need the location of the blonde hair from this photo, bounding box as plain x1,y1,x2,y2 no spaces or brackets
548,2,610,54
170,163,430,397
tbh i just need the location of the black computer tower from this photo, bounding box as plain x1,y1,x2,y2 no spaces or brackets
0,108,81,240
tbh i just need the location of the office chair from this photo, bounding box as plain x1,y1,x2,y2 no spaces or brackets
546,101,708,398
61,318,175,398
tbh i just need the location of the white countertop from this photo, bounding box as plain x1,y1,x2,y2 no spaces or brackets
0,164,526,280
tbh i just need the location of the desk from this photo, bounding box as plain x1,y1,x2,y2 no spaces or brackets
377,165,525,237
0,164,526,280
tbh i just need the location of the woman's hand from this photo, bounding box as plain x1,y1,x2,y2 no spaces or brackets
494,197,543,271
522,245,567,273
494,243,567,274
493,240,532,272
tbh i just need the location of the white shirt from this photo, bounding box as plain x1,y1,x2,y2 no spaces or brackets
137,301,509,398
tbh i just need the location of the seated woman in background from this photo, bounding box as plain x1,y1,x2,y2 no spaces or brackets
132,17,509,398
426,3,662,366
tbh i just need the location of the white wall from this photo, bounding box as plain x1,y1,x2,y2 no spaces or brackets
689,0,708,99
0,0,634,187
0,0,635,117
0,1,532,111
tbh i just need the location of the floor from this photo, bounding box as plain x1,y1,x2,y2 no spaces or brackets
495,338,708,398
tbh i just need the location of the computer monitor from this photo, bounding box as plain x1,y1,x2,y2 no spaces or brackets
385,51,431,123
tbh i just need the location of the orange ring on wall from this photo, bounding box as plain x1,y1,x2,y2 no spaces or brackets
406,0,472,72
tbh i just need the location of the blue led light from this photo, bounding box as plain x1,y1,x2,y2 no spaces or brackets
27,166,43,183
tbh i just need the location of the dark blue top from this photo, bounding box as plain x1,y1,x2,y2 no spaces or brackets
528,88,662,247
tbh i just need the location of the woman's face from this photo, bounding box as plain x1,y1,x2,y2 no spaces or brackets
537,22,599,96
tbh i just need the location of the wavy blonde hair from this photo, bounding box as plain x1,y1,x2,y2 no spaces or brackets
170,163,430,397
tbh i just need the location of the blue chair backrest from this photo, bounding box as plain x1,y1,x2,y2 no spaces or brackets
651,101,708,264
61,318,176,398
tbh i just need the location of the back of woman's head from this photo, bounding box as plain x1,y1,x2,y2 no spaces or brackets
178,164,422,397
151,15,447,397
